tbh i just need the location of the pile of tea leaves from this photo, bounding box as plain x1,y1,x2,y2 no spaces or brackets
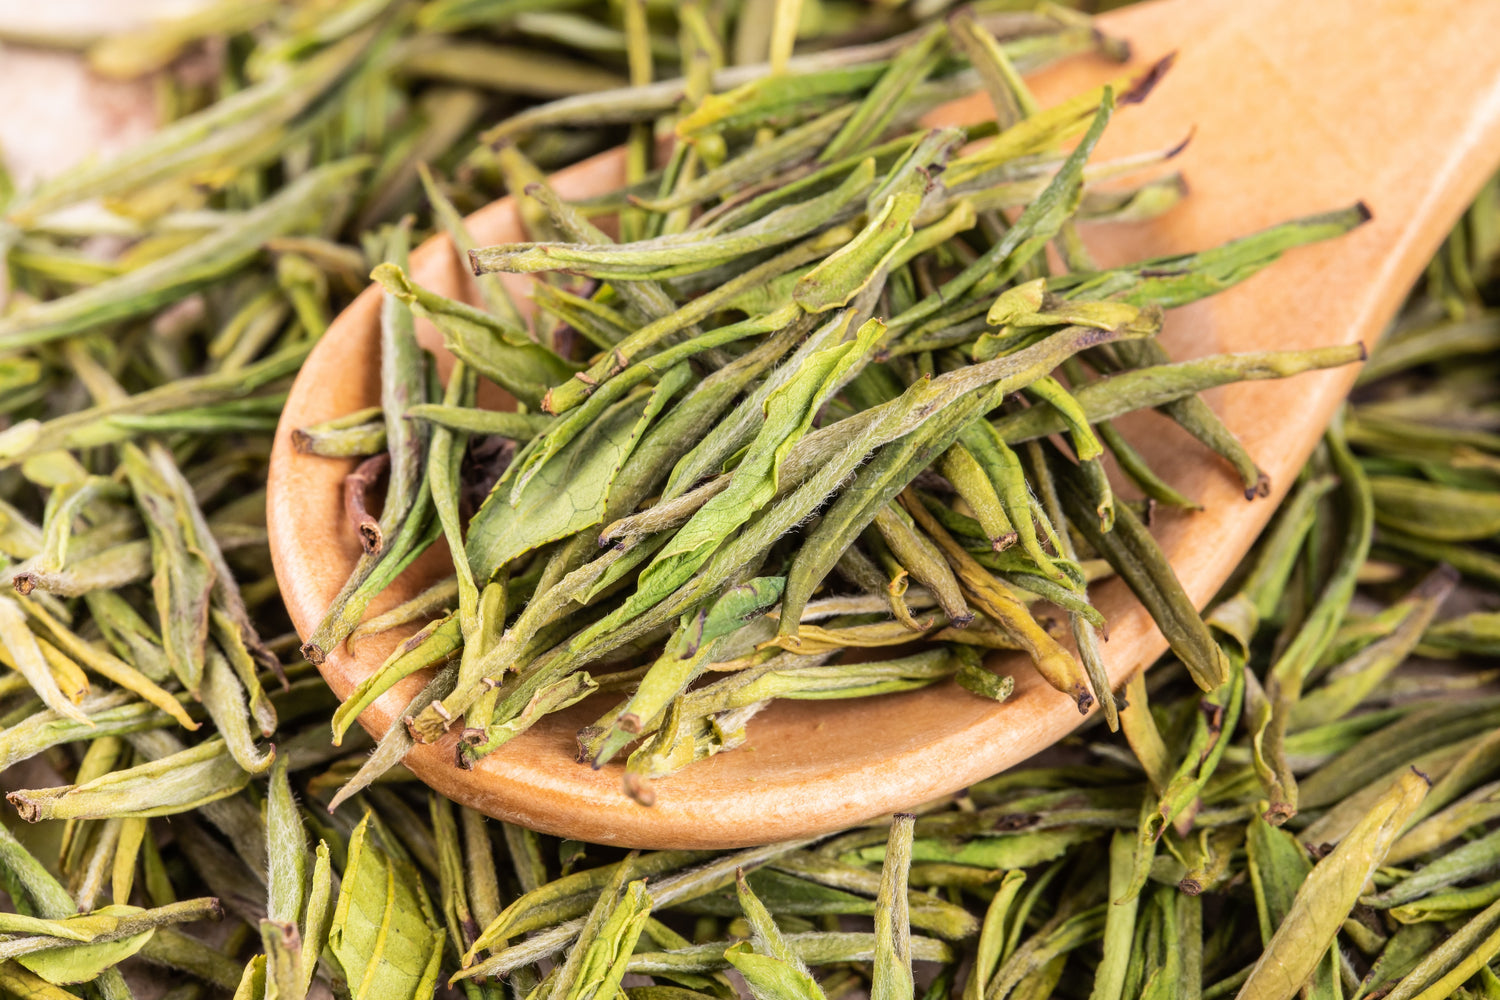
0,0,1498,998
298,13,1366,802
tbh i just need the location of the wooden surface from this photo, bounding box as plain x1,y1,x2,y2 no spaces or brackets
268,0,1500,847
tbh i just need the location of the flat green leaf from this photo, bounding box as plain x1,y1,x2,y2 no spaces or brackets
725,942,828,1000
0,913,90,940
329,815,445,1000
234,954,267,1000
1246,814,1312,946
17,915,154,985
464,388,653,580
1239,769,1428,1000
793,192,918,313
0,961,87,1000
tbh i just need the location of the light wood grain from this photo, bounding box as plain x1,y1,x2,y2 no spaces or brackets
268,0,1500,848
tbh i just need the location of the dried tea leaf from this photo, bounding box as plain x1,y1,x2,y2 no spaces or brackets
328,815,445,1000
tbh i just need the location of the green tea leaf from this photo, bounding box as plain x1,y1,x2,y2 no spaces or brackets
464,388,654,580
328,815,445,1000
16,927,155,985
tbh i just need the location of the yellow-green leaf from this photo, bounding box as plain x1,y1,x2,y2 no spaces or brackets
329,815,445,1000
16,929,155,985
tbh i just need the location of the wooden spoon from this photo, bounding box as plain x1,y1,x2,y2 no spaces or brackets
268,0,1500,848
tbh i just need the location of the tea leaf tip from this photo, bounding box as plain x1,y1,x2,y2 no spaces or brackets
1121,53,1175,106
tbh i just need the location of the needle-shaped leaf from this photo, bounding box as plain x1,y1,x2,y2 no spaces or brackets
577,319,881,649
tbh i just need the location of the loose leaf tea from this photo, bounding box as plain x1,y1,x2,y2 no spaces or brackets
0,0,1498,998
295,19,1368,804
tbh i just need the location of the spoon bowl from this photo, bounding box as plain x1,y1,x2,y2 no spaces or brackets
268,0,1500,847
